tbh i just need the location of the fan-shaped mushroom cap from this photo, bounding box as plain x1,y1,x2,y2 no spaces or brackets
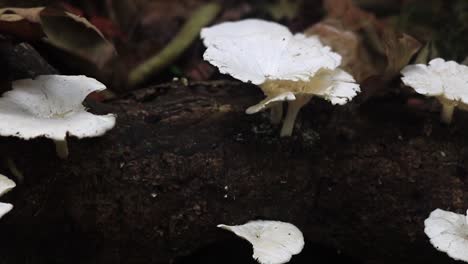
424,208,468,262
0,174,16,219
0,75,116,141
0,203,13,219
401,58,468,103
218,220,304,264
201,19,341,85
402,58,468,124
201,19,291,45
201,19,360,136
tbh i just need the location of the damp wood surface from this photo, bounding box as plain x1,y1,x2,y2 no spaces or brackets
0,80,466,264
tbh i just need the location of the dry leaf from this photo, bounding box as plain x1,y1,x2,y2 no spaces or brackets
40,8,116,68
0,7,116,69
0,7,44,39
306,0,421,82
380,29,421,79
306,23,377,82
0,7,44,23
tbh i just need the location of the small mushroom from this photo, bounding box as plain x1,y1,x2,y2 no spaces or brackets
201,19,360,136
424,208,468,262
218,220,304,264
0,75,116,159
0,174,16,219
401,58,468,124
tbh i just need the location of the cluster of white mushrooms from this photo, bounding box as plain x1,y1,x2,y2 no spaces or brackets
0,17,466,264
201,19,361,136
200,19,468,263
202,20,468,136
403,59,468,262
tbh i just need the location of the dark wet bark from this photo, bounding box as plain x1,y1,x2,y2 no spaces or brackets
0,80,466,264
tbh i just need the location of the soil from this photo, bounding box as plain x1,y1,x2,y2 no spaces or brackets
0,80,466,264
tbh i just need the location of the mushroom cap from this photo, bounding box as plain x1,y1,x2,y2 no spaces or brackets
310,68,360,105
401,58,468,104
218,220,305,264
0,174,15,219
0,75,116,141
0,203,13,219
424,208,468,262
201,19,341,85
246,68,360,114
0,174,15,197
201,19,291,45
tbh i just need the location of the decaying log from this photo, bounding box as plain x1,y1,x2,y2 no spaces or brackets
0,80,466,264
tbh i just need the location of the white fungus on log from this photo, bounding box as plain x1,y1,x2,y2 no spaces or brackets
401,58,468,124
424,208,468,262
0,75,116,159
218,220,305,264
0,174,16,219
201,19,360,136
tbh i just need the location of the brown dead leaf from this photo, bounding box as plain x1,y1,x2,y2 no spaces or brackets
306,23,377,82
380,29,421,79
306,0,421,82
0,7,116,69
40,8,116,68
0,7,44,39
0,7,44,23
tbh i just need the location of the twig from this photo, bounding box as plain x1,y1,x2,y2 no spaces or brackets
128,2,221,87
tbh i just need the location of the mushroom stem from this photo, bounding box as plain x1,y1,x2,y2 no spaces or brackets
54,140,69,159
270,104,283,124
280,96,311,137
440,103,455,124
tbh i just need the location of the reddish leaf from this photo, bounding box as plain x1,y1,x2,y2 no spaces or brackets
89,15,125,40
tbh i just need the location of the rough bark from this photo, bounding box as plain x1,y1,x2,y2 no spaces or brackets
0,80,466,264
0,40,58,81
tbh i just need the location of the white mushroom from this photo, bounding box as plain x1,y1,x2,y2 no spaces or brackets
201,19,360,136
0,75,116,158
218,220,305,264
424,208,468,262
401,58,468,124
0,174,16,219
